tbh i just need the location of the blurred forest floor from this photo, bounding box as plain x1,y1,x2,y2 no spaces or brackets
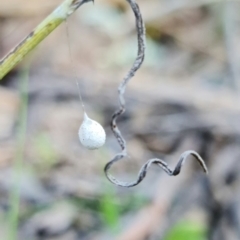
1,0,240,240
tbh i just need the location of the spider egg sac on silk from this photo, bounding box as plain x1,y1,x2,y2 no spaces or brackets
78,112,106,150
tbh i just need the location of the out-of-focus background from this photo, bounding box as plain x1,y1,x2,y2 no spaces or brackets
1,0,240,239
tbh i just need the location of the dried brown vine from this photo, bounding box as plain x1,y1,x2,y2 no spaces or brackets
104,0,208,187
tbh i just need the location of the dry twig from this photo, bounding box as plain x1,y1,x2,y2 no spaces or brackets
104,0,208,187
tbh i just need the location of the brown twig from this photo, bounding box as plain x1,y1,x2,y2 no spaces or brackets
104,0,208,187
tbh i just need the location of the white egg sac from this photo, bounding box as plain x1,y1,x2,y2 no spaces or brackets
78,113,106,150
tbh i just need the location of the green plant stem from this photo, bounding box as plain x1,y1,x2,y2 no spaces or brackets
0,0,91,80
7,66,29,240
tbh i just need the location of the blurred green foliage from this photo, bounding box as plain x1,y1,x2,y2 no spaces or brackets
164,220,206,240
99,187,120,230
33,132,57,170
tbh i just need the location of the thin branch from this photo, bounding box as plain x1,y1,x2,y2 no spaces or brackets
111,0,145,151
104,0,208,187
0,0,92,80
105,151,208,188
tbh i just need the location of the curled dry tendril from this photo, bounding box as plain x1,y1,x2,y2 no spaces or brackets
104,0,208,187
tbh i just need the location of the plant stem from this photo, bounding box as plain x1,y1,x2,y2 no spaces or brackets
0,0,91,80
7,66,29,240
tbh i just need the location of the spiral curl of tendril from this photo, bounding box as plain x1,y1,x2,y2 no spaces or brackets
104,0,208,187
